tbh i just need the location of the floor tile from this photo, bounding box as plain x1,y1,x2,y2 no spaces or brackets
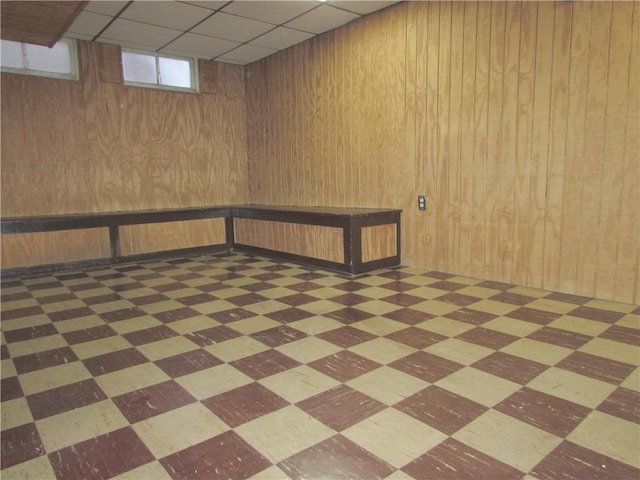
1,423,45,470
176,363,253,400
309,350,381,382
389,351,463,383
82,347,149,376
250,325,309,347
26,378,107,420
596,387,640,423
471,351,548,384
113,380,196,423
527,367,617,408
435,366,521,407
317,325,377,348
154,348,223,378
259,365,340,403
557,351,636,384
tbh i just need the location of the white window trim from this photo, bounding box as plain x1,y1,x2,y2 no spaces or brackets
0,38,79,81
122,49,199,94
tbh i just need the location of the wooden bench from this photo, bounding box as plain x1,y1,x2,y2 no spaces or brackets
1,205,401,277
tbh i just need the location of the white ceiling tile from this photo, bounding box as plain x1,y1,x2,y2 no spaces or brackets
84,1,128,16
67,11,113,38
162,32,240,58
284,4,359,34
120,1,213,30
221,1,319,25
192,12,275,43
65,32,95,41
250,26,314,50
179,1,228,11
328,1,399,16
216,44,277,64
99,18,181,49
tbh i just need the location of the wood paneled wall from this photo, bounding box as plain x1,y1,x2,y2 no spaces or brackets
245,1,639,305
1,40,248,217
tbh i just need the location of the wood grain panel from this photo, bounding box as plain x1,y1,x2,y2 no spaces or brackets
361,224,397,263
233,219,344,264
119,218,226,256
1,228,109,268
245,2,639,303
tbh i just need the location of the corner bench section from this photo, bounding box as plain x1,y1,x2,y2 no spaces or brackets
1,205,401,277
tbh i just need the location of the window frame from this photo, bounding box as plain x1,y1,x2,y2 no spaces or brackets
0,38,79,81
121,48,199,93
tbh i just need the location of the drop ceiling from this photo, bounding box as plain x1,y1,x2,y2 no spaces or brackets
65,1,401,65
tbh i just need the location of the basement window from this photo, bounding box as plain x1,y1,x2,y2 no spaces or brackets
0,38,78,80
122,50,197,92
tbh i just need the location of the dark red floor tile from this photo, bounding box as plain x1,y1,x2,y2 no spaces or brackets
160,430,271,480
27,379,107,420
568,306,624,323
476,280,513,290
123,325,178,346
544,292,592,305
2,305,44,320
435,292,480,307
128,293,170,306
381,293,425,307
505,307,561,325
285,281,323,292
110,281,144,293
197,281,228,292
379,270,412,280
402,438,523,480
113,380,196,423
13,347,79,374
395,386,487,435
277,293,318,307
596,387,640,423
278,434,395,480
296,385,386,430
444,308,498,325
208,307,256,324
557,351,636,385
3,323,58,343
62,325,117,345
495,387,591,437
100,307,145,323
202,382,288,427
49,427,154,480
599,325,640,346
82,293,123,305
389,351,463,383
1,291,32,302
293,272,326,281
1,376,24,402
531,441,639,480
379,281,418,292
317,326,377,348
324,307,374,324
213,272,244,281
152,307,200,324
330,293,372,306
226,292,268,307
173,272,203,281
0,344,9,360
250,325,309,347
471,351,548,385
239,281,275,292
428,280,467,291
527,326,592,349
230,349,301,380
385,327,447,349
67,281,102,292
35,293,78,305
155,349,223,378
382,307,435,325
253,272,283,281
331,281,369,292
1,423,45,469
308,351,381,382
185,325,242,347
176,293,217,306
26,281,63,291
488,291,537,306
83,347,148,376
266,307,315,324
456,327,518,349
48,306,95,322
153,281,188,293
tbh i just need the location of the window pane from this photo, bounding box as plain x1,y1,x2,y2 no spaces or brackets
122,51,157,84
25,40,71,74
1,40,24,68
158,57,191,88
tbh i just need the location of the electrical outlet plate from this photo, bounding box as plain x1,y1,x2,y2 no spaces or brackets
418,195,426,211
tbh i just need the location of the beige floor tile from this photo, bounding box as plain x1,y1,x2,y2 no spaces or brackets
133,403,229,458
343,409,448,468
137,300,185,314
508,286,549,298
0,455,57,480
244,300,290,315
424,338,494,365
204,336,269,362
89,301,136,314
228,316,281,335
621,367,640,391
258,287,301,300
52,315,106,333
435,367,521,407
357,275,395,287
411,300,460,316
351,317,406,336
235,405,335,463
110,316,163,335
349,337,417,365
416,317,474,338
20,362,92,396
190,300,237,315
585,299,637,313
306,287,345,300
70,335,134,360
467,299,520,316
501,338,573,365
137,336,198,361
259,365,340,403
346,366,428,405
1,316,55,331
568,411,640,468
356,300,405,316
248,465,292,480
526,298,578,314
1,398,33,430
359,287,398,299
276,336,342,363
1,298,39,310
213,287,258,299
40,299,87,313
289,300,340,316
618,313,640,329
546,315,610,336
482,317,542,337
395,286,445,299
457,285,503,299
448,276,483,286
526,367,617,408
117,287,158,298
402,276,442,287
286,316,343,335
37,399,129,452
578,337,640,366
7,335,68,358
95,363,171,397
111,461,172,480
454,410,562,472
1,358,17,378
384,470,417,480
176,363,253,400
163,288,205,300
167,316,220,335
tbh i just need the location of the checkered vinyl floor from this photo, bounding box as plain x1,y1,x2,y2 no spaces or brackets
1,253,638,480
